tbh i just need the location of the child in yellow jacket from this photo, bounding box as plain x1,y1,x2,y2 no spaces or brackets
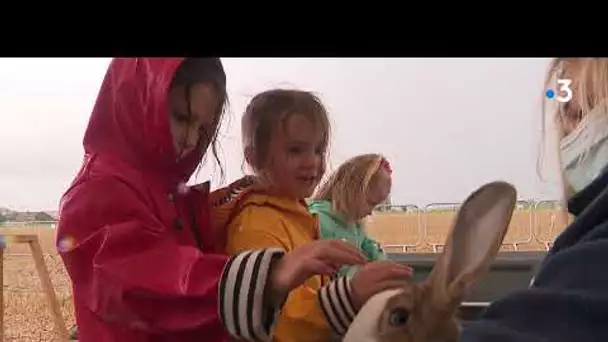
223,89,412,342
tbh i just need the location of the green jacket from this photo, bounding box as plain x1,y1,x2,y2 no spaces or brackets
308,200,387,278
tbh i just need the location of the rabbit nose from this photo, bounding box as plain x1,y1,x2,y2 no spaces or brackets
388,308,410,326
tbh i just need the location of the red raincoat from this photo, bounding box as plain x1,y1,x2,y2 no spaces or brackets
57,58,283,342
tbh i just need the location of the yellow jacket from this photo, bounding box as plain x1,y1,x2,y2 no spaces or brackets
225,189,354,342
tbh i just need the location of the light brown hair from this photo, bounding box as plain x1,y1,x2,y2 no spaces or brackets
539,58,608,202
313,153,391,222
541,58,608,140
241,88,331,171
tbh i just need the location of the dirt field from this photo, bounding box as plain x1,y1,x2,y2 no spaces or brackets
4,253,74,342
2,226,75,342
1,208,569,341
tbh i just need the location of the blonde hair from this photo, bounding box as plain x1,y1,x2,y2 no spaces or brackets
542,58,608,138
313,153,391,222
539,58,608,209
241,88,330,172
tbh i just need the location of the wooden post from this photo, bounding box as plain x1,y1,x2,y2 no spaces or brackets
1,233,69,342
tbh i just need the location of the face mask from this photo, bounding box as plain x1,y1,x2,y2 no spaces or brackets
560,104,608,193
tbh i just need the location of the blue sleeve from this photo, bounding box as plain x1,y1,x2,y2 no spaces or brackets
461,221,608,342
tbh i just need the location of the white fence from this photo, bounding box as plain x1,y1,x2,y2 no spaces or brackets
368,199,568,252
0,201,571,254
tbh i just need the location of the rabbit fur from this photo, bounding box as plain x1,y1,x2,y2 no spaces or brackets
342,181,517,342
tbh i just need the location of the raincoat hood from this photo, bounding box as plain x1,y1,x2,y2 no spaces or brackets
59,58,280,342
83,58,204,186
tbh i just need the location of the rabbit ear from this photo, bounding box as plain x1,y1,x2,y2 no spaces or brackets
425,181,516,306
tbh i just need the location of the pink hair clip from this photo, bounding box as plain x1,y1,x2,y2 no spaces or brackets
381,159,392,174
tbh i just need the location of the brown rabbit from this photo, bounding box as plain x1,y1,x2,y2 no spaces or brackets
343,181,517,342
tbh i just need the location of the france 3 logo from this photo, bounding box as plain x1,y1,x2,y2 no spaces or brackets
545,79,573,103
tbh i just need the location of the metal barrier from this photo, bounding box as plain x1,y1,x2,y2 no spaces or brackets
502,200,534,251
367,205,423,252
423,203,460,252
0,200,572,256
533,200,570,251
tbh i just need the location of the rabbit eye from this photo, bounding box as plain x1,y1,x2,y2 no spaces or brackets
388,308,410,326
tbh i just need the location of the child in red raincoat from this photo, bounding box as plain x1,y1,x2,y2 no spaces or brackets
56,58,365,342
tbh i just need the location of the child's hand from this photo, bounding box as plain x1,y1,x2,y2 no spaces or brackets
350,260,414,310
267,240,366,305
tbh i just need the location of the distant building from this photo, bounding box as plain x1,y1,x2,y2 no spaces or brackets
43,210,59,220
0,208,57,223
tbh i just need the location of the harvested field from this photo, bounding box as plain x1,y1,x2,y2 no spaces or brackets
1,208,570,341
2,226,74,342
365,207,571,253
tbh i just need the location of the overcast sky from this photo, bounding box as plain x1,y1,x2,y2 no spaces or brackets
0,58,562,211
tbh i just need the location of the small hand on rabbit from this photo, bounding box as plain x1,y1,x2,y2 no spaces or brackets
267,239,366,306
350,260,414,310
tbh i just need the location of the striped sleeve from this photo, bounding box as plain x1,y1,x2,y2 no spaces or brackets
318,276,358,335
218,248,285,342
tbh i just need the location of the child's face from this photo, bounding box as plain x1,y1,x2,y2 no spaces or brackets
168,83,221,159
356,170,391,220
263,114,326,199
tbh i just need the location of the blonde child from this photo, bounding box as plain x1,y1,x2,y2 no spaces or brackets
461,58,608,342
224,89,413,342
309,154,393,278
